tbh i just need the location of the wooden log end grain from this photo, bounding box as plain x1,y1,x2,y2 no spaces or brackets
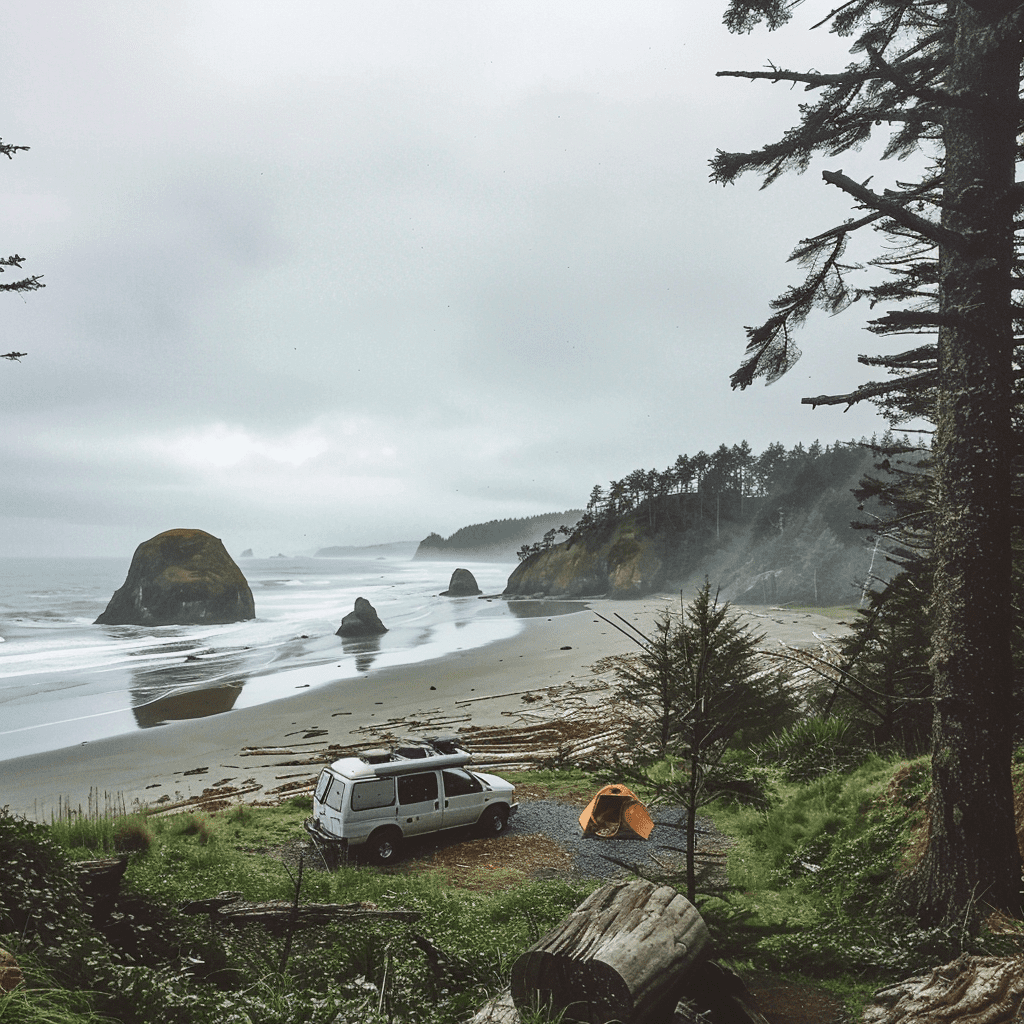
510,879,710,1024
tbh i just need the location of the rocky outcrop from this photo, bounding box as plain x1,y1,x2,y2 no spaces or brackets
95,530,256,626
240,548,254,558
440,568,482,597
504,520,667,600
336,597,388,637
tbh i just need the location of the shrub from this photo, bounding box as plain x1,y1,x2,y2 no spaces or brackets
113,818,153,855
225,803,253,825
175,815,213,845
760,716,868,781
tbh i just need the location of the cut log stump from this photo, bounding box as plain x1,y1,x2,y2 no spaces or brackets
510,879,710,1024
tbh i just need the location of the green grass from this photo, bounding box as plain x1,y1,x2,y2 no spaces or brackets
500,767,600,799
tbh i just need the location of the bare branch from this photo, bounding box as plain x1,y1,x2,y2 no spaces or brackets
802,369,937,409
821,170,965,250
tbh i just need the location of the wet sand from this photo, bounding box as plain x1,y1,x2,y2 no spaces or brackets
0,598,853,820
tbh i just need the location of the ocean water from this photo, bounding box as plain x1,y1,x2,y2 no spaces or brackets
0,555,536,761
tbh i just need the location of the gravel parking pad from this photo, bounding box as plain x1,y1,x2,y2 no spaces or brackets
508,799,728,881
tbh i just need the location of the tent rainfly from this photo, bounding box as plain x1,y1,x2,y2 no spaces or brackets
578,784,654,840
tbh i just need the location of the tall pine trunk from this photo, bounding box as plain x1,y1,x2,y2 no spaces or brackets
910,0,1023,926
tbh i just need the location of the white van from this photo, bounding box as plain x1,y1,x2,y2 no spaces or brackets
304,737,518,864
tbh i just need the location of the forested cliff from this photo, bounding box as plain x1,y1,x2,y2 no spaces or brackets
504,440,888,604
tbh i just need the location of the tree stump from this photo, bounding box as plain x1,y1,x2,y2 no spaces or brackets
510,879,709,1024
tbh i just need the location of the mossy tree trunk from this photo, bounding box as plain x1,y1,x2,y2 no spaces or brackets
908,0,1023,926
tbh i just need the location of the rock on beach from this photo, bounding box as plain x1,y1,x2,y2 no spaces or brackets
440,568,482,597
336,597,388,637
95,529,255,627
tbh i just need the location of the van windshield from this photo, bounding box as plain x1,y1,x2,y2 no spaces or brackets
314,770,332,804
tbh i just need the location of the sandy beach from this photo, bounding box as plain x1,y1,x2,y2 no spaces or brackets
0,596,852,820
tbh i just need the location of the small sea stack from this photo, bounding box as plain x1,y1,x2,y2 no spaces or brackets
336,597,388,637
440,568,482,597
95,529,256,626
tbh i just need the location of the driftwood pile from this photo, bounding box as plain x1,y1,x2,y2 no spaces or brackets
205,672,637,815
473,879,769,1024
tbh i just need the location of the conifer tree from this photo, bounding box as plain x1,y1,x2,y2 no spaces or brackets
611,579,798,902
714,1,1023,925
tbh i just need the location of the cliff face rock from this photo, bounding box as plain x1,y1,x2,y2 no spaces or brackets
440,568,482,597
336,597,388,637
503,521,666,599
95,529,256,626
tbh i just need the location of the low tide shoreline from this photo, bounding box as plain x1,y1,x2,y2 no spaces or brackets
0,598,853,820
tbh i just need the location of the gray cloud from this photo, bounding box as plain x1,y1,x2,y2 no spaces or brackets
1,2,908,556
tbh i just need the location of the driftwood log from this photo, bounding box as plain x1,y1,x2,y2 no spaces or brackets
179,893,420,934
861,954,1024,1024
510,879,709,1024
72,856,129,900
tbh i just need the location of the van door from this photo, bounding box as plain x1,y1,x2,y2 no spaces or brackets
347,776,397,843
318,772,347,838
396,770,441,836
441,768,485,828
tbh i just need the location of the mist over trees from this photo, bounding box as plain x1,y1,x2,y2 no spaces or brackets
500,435,894,605
715,0,1024,928
571,439,868,542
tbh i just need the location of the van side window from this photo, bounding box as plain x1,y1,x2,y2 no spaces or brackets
442,769,484,797
397,771,438,805
325,780,346,812
351,778,396,811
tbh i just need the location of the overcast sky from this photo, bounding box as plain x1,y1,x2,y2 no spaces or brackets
2,2,918,558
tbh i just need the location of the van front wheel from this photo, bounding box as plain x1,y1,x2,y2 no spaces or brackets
365,828,402,865
479,806,508,836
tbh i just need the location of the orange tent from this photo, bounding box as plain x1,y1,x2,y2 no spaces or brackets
578,784,654,840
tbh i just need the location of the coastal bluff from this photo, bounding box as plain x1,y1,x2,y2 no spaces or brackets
95,529,256,626
504,520,666,599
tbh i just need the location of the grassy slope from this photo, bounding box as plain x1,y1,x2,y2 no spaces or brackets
9,760,1024,1022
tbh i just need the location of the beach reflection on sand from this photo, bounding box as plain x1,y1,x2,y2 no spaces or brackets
132,681,244,728
130,648,256,727
505,600,589,618
340,634,382,673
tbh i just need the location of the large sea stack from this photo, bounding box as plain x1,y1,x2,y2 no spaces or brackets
95,529,256,626
336,597,388,637
440,568,482,597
